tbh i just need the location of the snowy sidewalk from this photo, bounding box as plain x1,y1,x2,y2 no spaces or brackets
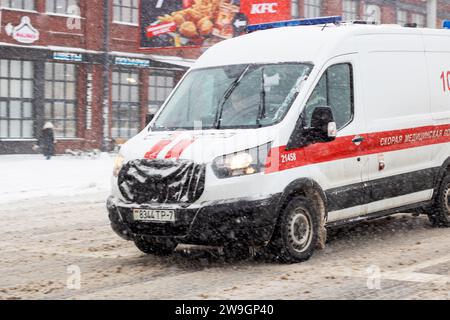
0,154,114,204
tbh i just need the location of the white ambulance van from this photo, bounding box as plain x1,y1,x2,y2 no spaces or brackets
108,17,450,262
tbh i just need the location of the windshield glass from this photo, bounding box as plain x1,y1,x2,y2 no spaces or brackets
152,63,312,130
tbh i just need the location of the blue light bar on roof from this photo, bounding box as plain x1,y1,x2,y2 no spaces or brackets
444,20,450,29
247,16,342,33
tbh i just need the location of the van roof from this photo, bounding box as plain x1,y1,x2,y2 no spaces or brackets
193,24,450,69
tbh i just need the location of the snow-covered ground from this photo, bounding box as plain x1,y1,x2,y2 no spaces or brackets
0,154,114,204
0,192,449,300
0,154,449,300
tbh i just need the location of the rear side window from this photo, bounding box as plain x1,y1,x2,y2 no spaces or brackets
304,63,354,130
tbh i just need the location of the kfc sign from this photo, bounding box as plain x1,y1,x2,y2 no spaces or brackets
241,0,290,25
251,3,278,14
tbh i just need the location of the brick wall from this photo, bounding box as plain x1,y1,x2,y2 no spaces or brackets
1,1,448,55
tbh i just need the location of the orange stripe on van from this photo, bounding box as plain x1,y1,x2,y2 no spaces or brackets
144,140,173,159
165,139,196,159
266,124,450,174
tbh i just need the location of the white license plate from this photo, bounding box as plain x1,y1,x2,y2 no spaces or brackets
132,209,176,223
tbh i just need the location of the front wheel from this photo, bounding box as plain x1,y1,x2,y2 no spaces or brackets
269,196,319,263
134,237,178,256
429,174,450,227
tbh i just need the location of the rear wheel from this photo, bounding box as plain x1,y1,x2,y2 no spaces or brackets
269,196,319,263
429,174,450,227
134,237,178,256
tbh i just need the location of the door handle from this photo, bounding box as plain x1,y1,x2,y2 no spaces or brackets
352,136,365,145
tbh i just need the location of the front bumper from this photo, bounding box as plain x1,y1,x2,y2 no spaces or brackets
107,194,281,246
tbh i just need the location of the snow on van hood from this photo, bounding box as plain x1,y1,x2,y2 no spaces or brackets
121,129,276,164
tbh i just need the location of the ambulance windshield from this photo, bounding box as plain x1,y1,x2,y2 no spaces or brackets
152,63,312,130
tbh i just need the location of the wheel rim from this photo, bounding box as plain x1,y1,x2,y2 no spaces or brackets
288,208,313,253
444,185,450,216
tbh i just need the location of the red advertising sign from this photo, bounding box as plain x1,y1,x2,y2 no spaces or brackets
146,22,177,38
240,0,291,25
140,0,291,50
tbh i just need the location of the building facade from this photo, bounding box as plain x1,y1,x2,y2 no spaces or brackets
0,0,196,154
0,1,449,154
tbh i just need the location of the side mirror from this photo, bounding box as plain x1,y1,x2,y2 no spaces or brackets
327,121,337,138
146,113,155,125
309,106,337,142
311,106,334,131
286,106,336,150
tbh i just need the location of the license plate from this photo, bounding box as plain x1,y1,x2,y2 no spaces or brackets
132,209,175,223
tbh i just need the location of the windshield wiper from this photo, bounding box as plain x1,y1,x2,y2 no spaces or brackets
257,67,266,127
214,65,250,129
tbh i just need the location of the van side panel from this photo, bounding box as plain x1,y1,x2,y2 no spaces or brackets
424,33,450,175
426,52,450,119
358,34,434,213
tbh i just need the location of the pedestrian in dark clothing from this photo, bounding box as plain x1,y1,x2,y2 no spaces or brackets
40,122,55,160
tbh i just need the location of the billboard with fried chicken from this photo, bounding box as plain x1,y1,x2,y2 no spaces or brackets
139,0,291,49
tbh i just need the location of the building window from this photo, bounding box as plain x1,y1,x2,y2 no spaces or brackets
148,71,176,115
411,13,426,28
364,4,381,23
397,9,408,26
0,60,34,139
0,0,35,10
113,0,139,24
342,0,359,21
112,70,140,139
44,62,77,138
291,0,299,19
304,0,321,18
46,0,78,15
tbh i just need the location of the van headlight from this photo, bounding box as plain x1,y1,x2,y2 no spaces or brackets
113,154,125,177
212,143,272,179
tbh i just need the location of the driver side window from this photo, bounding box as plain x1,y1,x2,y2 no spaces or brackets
304,63,354,130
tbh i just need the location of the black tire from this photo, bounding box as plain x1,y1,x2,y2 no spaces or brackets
269,196,319,263
134,237,178,256
429,174,450,227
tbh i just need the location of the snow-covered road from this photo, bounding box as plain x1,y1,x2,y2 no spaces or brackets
0,191,449,300
0,154,113,204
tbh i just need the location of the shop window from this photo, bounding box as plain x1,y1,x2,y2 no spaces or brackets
0,59,34,139
46,0,78,15
304,0,321,18
113,0,139,24
0,0,35,10
44,62,77,138
342,0,359,21
112,70,140,139
148,71,176,115
304,63,354,130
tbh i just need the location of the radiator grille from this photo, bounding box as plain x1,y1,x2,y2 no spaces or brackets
118,159,206,204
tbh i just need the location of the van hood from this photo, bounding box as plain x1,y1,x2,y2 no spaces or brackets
121,129,276,164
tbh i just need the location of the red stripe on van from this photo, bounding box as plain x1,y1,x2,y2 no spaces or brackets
165,139,196,159
265,124,450,174
144,140,173,159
